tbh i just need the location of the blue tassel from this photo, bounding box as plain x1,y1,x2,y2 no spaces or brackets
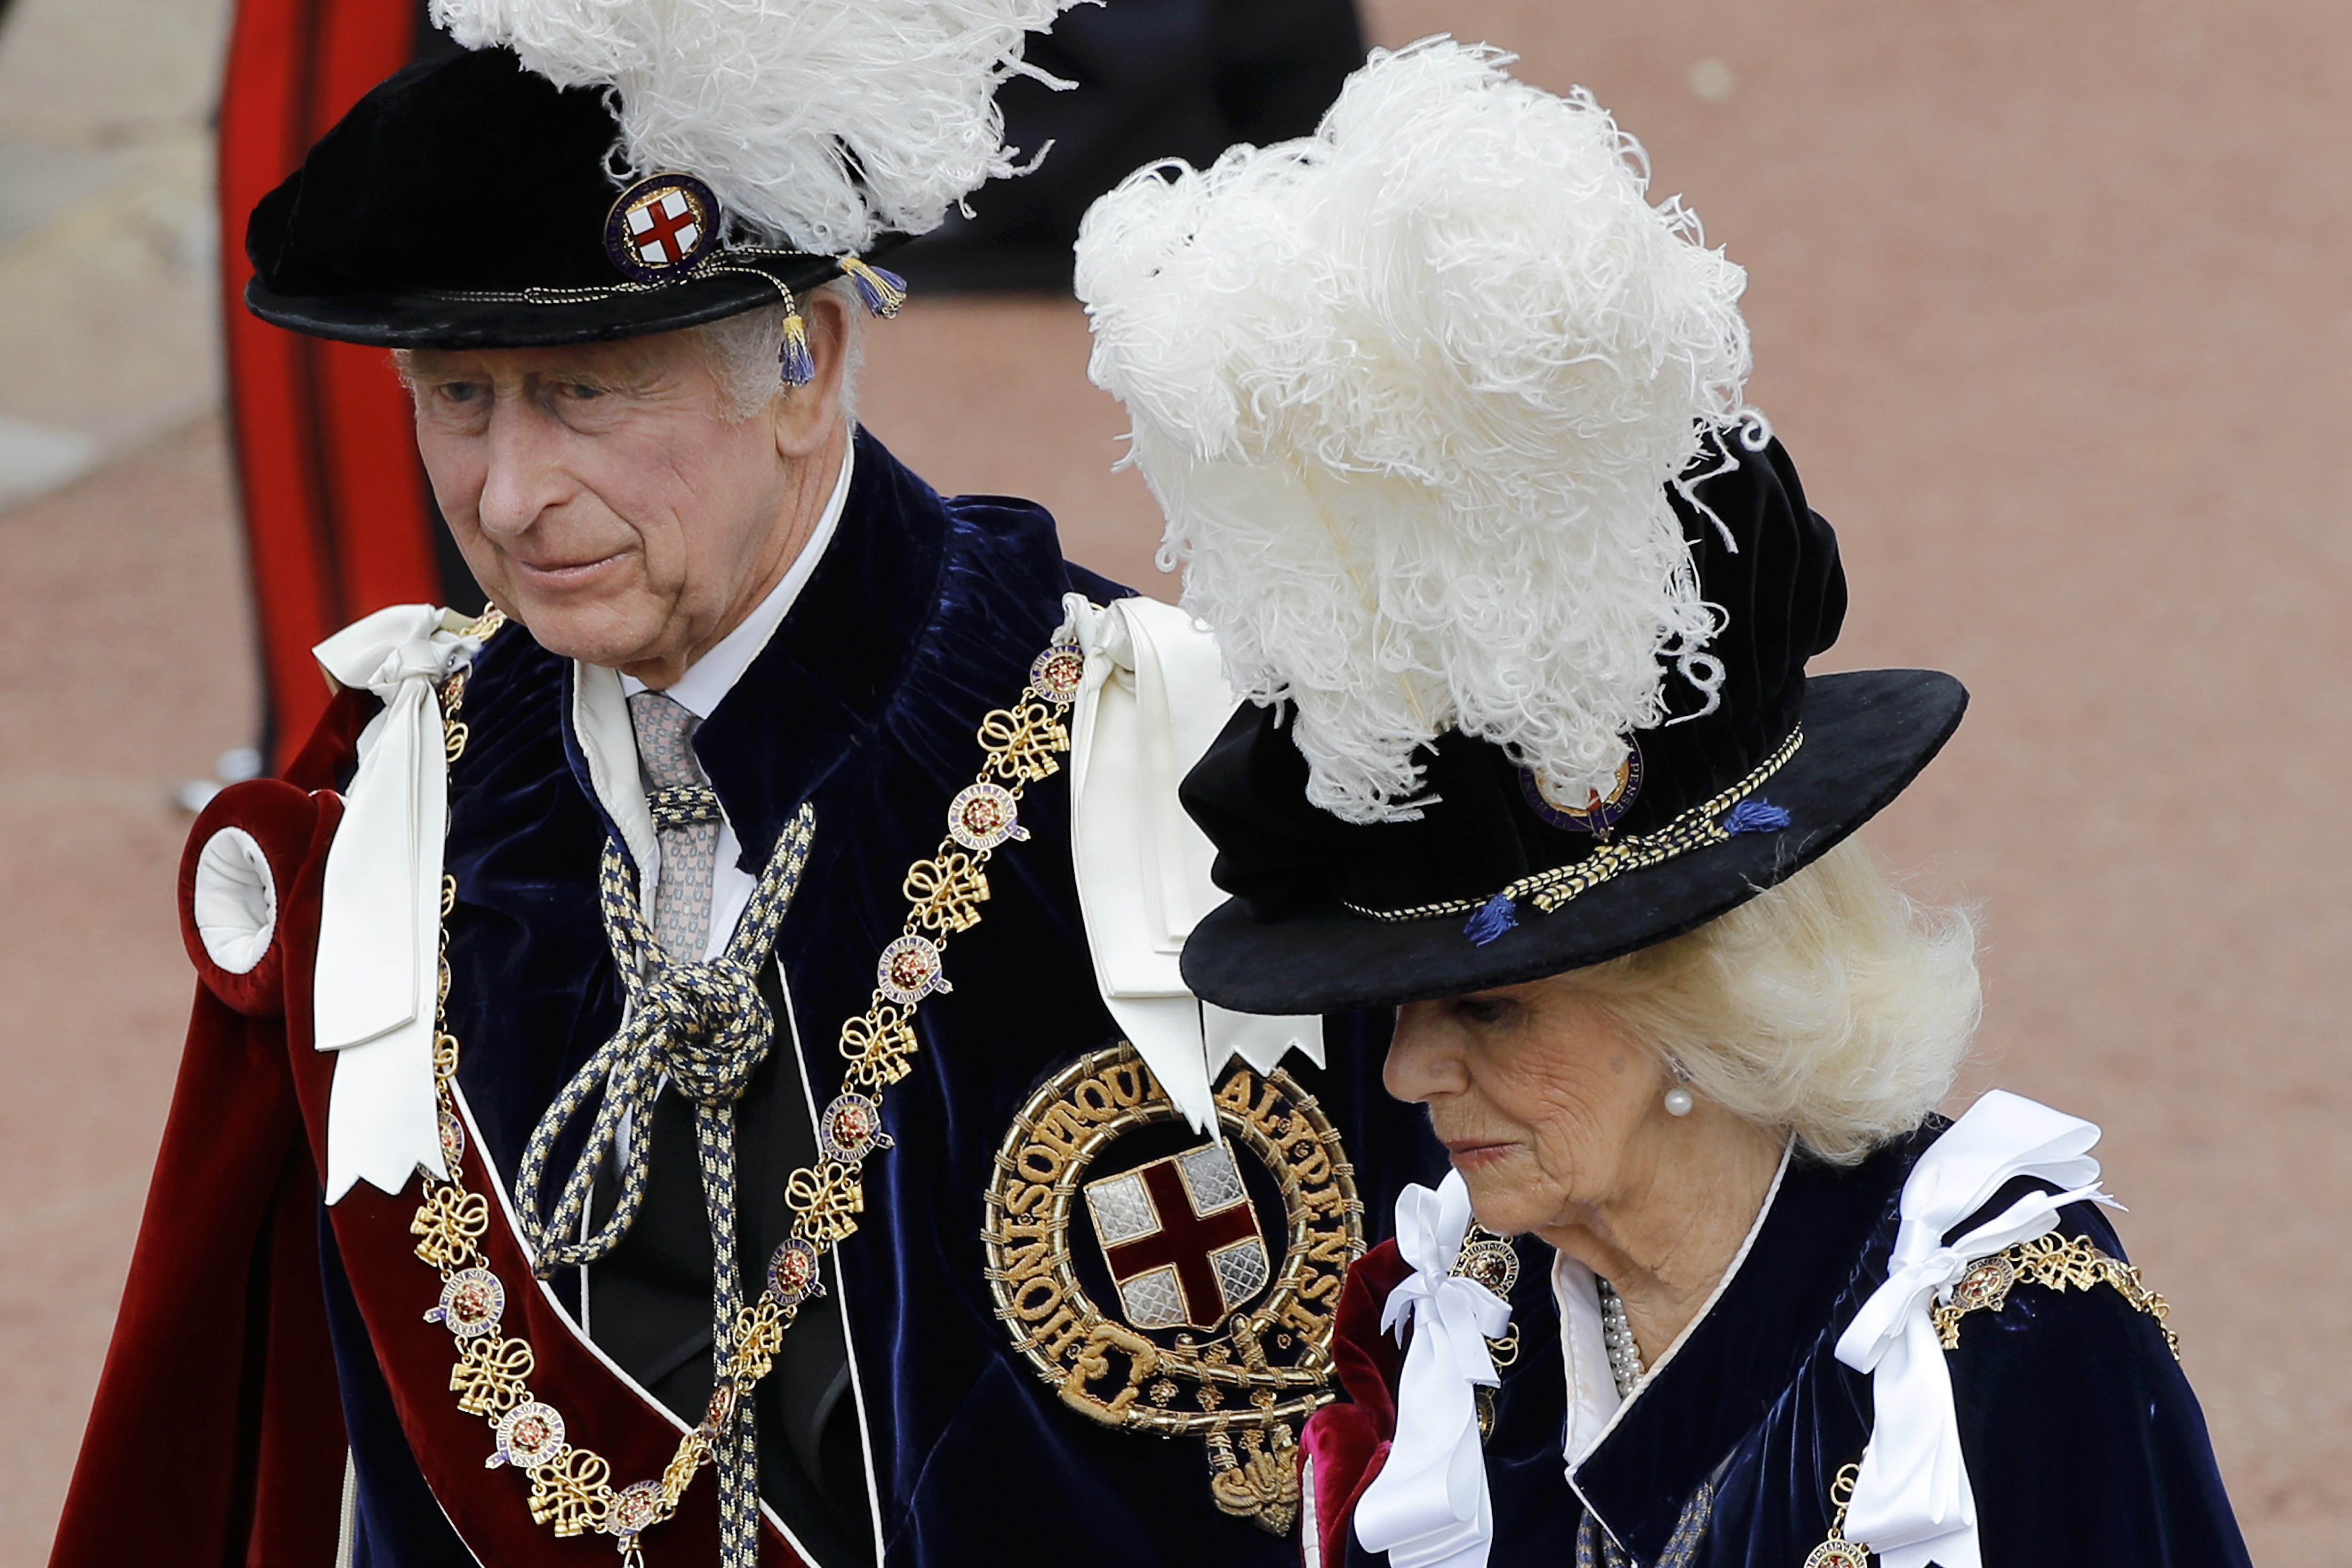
778,311,815,386
1722,799,1791,836
1464,891,1520,946
839,256,908,318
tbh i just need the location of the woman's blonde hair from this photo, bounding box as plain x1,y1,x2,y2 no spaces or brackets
1566,837,1981,1164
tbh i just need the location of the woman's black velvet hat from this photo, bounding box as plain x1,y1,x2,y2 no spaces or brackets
1176,432,1968,1015
244,48,855,348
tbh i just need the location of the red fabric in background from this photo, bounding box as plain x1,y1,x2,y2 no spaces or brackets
218,0,439,770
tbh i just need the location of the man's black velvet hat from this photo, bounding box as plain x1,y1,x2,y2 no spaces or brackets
1176,432,1967,1015
244,48,857,348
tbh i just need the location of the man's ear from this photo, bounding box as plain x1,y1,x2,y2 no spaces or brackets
771,290,854,460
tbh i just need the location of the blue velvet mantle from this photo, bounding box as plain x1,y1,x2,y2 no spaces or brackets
319,431,1443,1567
1339,1128,2251,1567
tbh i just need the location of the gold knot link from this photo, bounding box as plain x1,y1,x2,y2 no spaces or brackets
411,1184,488,1271
840,1006,917,1088
450,1334,535,1416
527,1446,611,1536
783,1161,865,1248
726,1301,789,1384
904,851,991,934
977,702,1069,784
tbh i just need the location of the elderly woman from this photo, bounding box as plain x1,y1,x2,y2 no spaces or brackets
1078,39,2252,1568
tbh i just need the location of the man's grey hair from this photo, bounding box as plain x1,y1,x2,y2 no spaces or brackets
695,277,867,424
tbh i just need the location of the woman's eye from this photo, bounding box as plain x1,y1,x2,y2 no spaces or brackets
436,382,485,404
1454,996,1516,1029
560,383,607,401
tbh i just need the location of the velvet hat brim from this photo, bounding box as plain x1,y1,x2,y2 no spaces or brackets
244,264,846,351
1177,666,1967,1015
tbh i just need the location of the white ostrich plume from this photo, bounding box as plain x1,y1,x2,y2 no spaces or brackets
1076,37,1759,824
431,0,1089,255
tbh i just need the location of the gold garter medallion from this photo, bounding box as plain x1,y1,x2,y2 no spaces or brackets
984,1044,1364,1538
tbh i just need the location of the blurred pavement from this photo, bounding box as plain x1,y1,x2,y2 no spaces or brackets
1,1,2345,1562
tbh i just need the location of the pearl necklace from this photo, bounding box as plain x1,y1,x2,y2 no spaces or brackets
1596,1278,1644,1398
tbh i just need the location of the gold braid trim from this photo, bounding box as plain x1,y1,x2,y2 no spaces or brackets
1344,724,1805,923
1930,1233,2181,1361
412,611,1087,1562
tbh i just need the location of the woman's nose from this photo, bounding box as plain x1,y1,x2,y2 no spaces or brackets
1384,1002,1467,1103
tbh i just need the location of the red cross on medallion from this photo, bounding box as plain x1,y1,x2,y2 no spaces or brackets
1104,1160,1262,1330
629,192,700,265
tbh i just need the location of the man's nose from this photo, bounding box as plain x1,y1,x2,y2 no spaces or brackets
474,399,568,538
1383,1003,1466,1104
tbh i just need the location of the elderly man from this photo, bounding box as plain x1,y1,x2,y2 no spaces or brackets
50,14,1429,1568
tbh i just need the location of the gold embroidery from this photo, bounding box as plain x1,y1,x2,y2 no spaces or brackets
983,1046,1364,1534
1931,1232,2180,1359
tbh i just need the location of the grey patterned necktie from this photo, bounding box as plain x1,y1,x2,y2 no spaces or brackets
628,688,720,959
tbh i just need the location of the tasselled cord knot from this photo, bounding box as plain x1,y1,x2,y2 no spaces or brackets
512,802,816,1276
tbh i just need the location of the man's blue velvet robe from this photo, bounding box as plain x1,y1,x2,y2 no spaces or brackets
325,431,1443,1566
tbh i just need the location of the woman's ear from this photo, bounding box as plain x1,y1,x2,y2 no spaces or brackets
771,289,854,460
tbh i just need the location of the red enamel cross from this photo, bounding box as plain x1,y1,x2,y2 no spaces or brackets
628,192,699,264
1104,1159,1261,1330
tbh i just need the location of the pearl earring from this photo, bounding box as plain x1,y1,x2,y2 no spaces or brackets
1663,1059,1695,1118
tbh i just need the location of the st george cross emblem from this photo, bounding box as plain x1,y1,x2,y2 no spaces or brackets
1084,1144,1270,1332
984,1045,1363,1538
603,173,719,281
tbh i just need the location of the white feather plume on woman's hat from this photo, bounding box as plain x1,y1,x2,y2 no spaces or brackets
1078,38,1761,824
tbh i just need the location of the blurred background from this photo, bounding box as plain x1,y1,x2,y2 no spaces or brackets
1,0,2344,1561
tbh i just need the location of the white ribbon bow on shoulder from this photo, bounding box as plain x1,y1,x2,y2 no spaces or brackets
1355,1169,1512,1568
1061,592,1322,1135
312,604,486,1203
1833,1089,2120,1568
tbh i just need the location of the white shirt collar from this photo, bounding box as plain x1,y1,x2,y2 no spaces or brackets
617,436,856,718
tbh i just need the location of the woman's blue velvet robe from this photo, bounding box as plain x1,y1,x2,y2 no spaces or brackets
1353,1126,2251,1568
323,431,1444,1566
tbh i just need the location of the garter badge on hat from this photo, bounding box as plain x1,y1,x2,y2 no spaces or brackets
1521,739,1644,835
985,1043,1363,1535
605,173,719,281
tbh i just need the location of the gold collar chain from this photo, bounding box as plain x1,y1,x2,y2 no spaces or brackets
408,611,1088,1563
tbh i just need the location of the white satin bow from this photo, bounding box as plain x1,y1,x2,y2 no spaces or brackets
1355,1170,1512,1568
312,604,485,1203
1832,1089,2118,1568
1062,592,1321,1133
